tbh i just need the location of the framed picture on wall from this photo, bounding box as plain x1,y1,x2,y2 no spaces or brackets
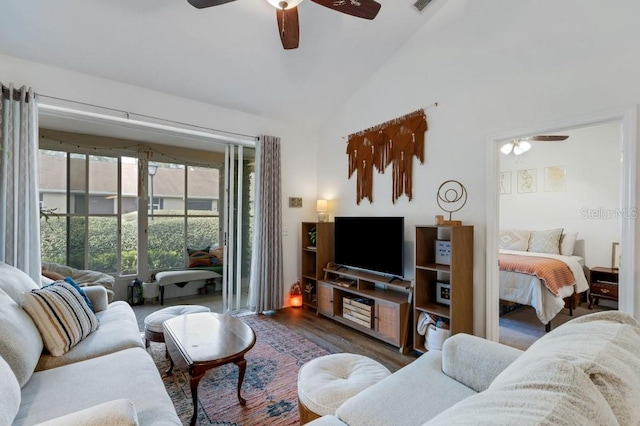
499,171,511,195
517,169,537,193
544,166,567,192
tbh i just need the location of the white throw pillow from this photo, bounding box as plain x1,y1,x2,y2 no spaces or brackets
498,229,530,251
560,232,578,256
528,228,563,254
22,281,99,356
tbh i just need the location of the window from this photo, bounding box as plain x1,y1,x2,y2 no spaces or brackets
147,163,220,271
39,149,221,276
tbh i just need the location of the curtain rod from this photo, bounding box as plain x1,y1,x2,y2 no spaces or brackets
341,102,439,140
36,93,259,144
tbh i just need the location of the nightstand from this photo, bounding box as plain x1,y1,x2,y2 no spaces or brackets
588,267,619,309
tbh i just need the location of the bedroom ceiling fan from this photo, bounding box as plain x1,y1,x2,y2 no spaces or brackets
187,0,381,50
500,135,569,156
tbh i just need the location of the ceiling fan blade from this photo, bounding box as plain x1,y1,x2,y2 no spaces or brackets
187,0,236,9
276,7,300,50
528,135,569,141
311,0,381,20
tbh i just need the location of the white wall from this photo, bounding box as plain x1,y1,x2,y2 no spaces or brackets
1,53,319,304
500,122,621,267
317,0,640,335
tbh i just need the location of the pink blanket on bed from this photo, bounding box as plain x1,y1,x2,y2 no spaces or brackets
499,254,576,296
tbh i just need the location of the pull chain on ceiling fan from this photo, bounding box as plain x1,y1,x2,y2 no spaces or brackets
500,135,569,156
188,0,381,50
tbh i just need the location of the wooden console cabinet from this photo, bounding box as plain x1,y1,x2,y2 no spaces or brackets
413,225,474,353
318,266,412,353
300,222,334,309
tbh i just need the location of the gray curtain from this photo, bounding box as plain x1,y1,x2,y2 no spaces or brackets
248,135,283,312
0,83,41,281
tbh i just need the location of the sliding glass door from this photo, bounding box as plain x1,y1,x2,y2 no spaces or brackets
221,145,255,313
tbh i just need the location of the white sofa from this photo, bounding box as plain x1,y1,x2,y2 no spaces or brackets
0,262,180,425
308,310,640,426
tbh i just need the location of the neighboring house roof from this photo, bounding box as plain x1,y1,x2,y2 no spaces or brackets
39,153,220,198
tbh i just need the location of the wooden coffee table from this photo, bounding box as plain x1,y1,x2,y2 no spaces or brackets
163,312,256,426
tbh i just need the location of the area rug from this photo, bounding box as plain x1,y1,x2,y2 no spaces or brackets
148,313,331,425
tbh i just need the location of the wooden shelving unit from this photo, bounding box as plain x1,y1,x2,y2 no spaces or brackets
300,222,334,310
318,265,413,353
413,225,474,353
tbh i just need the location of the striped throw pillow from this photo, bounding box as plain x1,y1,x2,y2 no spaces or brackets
22,281,99,356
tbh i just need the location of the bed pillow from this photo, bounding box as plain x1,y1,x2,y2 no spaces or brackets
22,281,99,356
498,229,530,251
528,228,563,254
560,232,578,256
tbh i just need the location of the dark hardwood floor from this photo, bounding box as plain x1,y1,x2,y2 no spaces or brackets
266,306,416,372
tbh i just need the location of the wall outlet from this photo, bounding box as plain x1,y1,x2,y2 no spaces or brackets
282,227,289,236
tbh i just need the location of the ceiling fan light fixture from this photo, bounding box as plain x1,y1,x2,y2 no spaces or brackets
266,0,303,9
518,141,531,152
500,142,514,155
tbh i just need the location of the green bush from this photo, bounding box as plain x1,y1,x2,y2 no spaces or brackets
41,214,220,273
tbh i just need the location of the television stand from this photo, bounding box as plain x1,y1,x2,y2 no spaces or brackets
318,265,413,353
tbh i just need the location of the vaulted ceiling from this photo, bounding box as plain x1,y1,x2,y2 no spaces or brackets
0,0,439,128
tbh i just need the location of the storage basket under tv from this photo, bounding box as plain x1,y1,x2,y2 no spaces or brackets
342,295,374,328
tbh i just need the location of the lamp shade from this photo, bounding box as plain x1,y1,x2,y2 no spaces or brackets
316,199,328,212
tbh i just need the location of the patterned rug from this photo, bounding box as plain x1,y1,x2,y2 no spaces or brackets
148,313,331,425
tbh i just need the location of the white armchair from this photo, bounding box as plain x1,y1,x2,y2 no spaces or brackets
41,261,115,302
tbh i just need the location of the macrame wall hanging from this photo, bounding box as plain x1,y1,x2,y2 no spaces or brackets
347,109,428,204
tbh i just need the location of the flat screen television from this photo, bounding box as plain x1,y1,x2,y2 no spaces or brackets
334,216,404,277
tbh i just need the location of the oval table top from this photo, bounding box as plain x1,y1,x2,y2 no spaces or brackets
163,312,256,366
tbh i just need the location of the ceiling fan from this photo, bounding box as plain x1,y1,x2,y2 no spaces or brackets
500,135,569,156
187,0,381,50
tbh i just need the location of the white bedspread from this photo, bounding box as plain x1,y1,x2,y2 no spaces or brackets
499,250,589,324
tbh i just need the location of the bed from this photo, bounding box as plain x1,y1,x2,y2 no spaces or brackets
498,229,589,329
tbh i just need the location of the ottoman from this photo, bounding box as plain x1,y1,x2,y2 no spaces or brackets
143,305,210,348
297,353,391,424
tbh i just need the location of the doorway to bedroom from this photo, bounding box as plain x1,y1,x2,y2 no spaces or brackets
495,120,626,349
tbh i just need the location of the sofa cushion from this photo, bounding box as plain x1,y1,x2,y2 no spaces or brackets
0,261,40,304
0,355,21,426
336,351,476,426
0,288,44,387
441,333,523,392
22,281,99,356
425,357,618,426
17,347,181,425
33,399,138,426
36,301,143,371
491,311,640,425
187,247,214,267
